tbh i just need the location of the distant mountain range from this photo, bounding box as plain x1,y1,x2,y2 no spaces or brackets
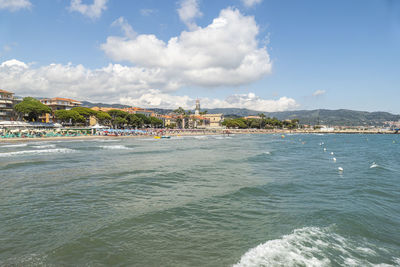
81,101,399,126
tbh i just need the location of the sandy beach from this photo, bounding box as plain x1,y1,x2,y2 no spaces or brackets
0,128,396,143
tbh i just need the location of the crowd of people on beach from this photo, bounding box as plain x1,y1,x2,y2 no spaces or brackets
0,127,223,139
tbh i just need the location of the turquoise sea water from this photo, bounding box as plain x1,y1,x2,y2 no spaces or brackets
0,134,399,266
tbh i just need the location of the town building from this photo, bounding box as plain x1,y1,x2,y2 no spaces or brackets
40,97,82,122
40,97,82,111
91,106,118,113
0,89,18,121
202,113,224,128
244,115,262,120
195,99,200,115
163,115,176,127
123,107,153,117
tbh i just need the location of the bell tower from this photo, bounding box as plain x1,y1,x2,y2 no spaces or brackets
195,99,200,115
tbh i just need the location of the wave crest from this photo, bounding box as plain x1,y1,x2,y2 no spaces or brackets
0,148,75,157
234,227,396,267
100,145,131,150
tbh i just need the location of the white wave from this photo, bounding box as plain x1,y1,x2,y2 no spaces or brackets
0,148,75,157
194,135,209,139
1,143,28,148
263,151,271,155
370,162,379,169
100,145,131,150
90,139,119,142
233,227,392,267
31,144,56,149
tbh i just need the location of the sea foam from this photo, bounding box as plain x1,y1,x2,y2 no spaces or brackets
100,145,131,150
0,148,75,157
233,227,393,267
1,143,28,148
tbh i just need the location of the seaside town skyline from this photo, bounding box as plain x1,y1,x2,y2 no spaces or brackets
1,0,399,113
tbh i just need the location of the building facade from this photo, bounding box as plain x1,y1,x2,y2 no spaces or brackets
0,89,16,121
202,114,224,128
40,97,82,122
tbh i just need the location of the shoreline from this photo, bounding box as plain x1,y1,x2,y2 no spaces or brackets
0,129,397,143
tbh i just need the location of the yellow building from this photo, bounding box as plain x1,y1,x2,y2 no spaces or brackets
202,114,224,128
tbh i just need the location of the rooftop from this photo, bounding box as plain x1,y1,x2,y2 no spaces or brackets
0,89,14,94
41,97,82,104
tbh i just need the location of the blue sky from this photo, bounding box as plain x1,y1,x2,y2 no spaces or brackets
0,0,399,113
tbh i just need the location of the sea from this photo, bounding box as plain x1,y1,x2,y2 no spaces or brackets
0,134,399,266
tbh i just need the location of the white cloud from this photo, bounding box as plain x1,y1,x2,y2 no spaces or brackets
312,89,326,96
120,90,298,112
112,17,136,39
177,0,202,30
101,7,272,89
0,59,297,112
0,59,172,101
69,0,107,19
140,9,156,16
241,0,262,8
0,0,31,11
1,59,28,68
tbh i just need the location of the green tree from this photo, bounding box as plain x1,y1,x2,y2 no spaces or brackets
127,114,143,128
135,113,151,125
14,97,52,122
176,117,183,128
107,109,129,128
258,113,266,129
72,107,97,118
107,109,128,119
174,107,186,115
55,110,85,124
95,111,112,125
249,119,260,129
150,117,163,128
222,118,247,129
114,117,128,128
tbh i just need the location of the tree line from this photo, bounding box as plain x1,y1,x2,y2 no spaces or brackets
13,97,163,128
222,115,299,129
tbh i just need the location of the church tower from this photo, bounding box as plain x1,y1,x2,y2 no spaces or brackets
195,99,200,115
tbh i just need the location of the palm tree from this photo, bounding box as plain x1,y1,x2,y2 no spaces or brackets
258,113,266,129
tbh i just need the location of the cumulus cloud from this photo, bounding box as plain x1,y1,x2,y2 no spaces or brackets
1,59,28,68
0,59,297,112
120,90,298,112
69,0,107,19
0,7,285,111
0,59,173,102
0,0,31,11
312,89,326,96
177,0,202,30
112,17,136,39
101,7,272,89
241,0,262,8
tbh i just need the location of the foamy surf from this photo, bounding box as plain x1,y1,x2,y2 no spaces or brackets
233,227,396,267
1,143,28,148
0,148,75,157
100,145,131,150
370,162,379,169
